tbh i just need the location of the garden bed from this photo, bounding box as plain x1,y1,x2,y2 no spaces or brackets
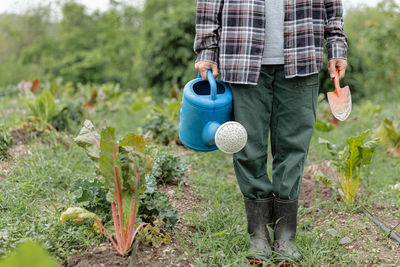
62,180,197,267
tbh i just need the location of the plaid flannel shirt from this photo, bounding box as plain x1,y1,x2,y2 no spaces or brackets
194,0,348,85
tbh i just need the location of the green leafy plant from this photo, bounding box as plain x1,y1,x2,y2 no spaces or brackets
25,90,57,130
138,219,172,248
139,173,179,228
0,124,12,161
152,94,182,126
319,131,378,203
141,114,177,145
51,101,85,132
376,118,400,156
152,148,187,185
70,177,111,220
24,89,84,132
61,120,153,255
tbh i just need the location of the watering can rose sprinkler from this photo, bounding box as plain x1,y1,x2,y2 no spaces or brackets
179,70,247,154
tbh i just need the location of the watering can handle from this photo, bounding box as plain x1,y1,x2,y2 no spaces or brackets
197,70,217,101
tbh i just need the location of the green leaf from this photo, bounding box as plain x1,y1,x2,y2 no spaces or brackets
131,101,148,111
139,191,179,228
119,133,154,176
152,148,187,185
74,120,101,161
313,171,336,188
99,127,122,200
0,241,58,267
315,119,334,132
60,207,99,222
359,139,378,165
119,133,146,152
144,174,157,194
318,137,338,157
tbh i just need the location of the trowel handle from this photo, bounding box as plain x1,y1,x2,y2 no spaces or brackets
333,68,341,92
197,70,217,101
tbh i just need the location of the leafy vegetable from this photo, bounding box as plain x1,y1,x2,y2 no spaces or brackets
138,220,171,248
70,177,110,220
319,131,378,203
24,89,85,132
0,125,12,161
141,114,177,145
50,101,85,132
152,148,187,185
62,120,153,255
60,207,99,222
140,191,179,228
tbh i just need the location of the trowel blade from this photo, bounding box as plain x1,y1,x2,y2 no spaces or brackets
327,85,352,121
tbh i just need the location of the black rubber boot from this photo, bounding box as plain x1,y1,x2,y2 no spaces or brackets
273,198,302,264
244,197,274,264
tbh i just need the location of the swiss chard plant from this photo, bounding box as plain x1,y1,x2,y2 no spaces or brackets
61,120,154,255
24,89,84,132
25,90,58,131
319,131,378,203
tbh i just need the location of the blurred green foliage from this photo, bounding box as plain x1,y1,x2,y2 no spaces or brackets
0,0,196,97
0,0,399,100
0,241,58,267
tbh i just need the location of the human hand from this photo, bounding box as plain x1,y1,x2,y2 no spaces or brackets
195,61,219,80
328,59,348,80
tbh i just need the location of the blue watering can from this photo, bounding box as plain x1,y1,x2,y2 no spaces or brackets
179,70,247,153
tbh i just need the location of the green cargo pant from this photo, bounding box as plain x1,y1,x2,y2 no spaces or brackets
230,65,319,200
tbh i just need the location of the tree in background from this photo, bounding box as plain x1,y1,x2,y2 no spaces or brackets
134,0,197,97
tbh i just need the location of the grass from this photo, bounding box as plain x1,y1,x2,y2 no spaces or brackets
183,151,364,265
0,133,103,260
183,97,400,265
1,87,399,265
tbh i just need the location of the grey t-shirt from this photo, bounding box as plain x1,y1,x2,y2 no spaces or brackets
262,0,284,65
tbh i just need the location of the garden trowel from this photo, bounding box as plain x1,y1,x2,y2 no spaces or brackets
327,69,352,121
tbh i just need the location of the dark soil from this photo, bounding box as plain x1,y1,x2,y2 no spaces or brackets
299,160,345,208
9,125,42,145
61,243,129,267
299,169,335,208
61,180,197,267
